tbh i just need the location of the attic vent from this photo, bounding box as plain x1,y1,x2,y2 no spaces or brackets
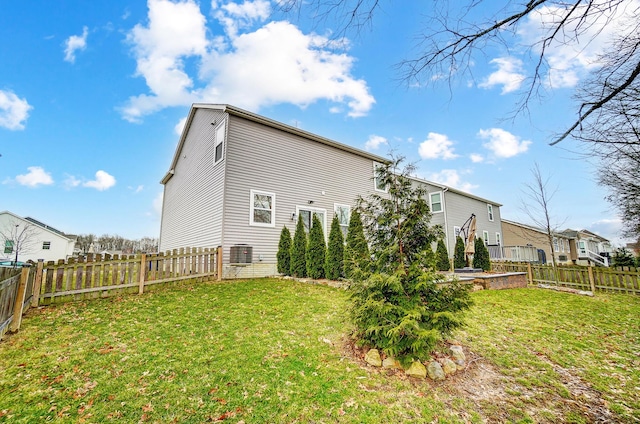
230,245,252,264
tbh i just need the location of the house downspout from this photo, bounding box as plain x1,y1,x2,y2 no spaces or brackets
441,187,449,254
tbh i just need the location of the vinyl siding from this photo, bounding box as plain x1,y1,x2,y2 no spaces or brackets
220,114,378,267
442,191,503,256
159,108,227,252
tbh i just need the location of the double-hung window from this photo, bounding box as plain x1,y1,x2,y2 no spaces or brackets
42,241,51,250
430,192,443,213
214,121,226,164
453,226,461,238
334,204,350,237
4,240,13,254
250,190,275,227
373,162,388,192
483,230,489,244
495,232,501,245
487,204,494,221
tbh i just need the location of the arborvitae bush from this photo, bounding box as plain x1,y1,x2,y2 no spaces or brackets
306,214,326,279
290,215,307,277
344,210,369,280
325,216,344,280
436,239,450,271
472,237,491,271
277,226,292,275
454,236,466,269
349,156,472,364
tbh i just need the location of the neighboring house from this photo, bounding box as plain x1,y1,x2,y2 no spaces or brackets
501,218,612,266
0,210,76,263
159,104,503,278
559,229,612,267
501,219,573,264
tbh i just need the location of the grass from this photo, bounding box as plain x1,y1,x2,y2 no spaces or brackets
1,279,639,423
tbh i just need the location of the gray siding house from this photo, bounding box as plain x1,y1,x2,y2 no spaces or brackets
159,104,503,278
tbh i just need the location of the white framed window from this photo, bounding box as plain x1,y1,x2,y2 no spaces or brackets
483,230,489,244
214,120,226,164
4,240,13,254
334,204,350,237
296,206,327,235
250,190,275,227
553,237,559,252
487,204,494,221
430,192,443,213
373,162,388,192
453,226,461,238
495,232,501,245
42,241,51,250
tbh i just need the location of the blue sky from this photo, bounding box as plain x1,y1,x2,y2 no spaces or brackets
0,0,633,245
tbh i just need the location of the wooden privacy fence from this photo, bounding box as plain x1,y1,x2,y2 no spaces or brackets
491,262,640,295
0,267,35,340
35,247,222,306
0,247,221,340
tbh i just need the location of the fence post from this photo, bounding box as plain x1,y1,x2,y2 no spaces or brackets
588,265,595,293
9,267,30,333
527,262,533,286
139,253,146,295
31,260,44,307
217,246,223,281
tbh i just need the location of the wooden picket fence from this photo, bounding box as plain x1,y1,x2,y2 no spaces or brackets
0,247,221,340
491,262,640,295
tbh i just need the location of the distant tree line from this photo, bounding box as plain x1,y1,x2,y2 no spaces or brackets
75,234,159,255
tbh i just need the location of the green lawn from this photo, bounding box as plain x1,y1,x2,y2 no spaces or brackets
1,279,638,423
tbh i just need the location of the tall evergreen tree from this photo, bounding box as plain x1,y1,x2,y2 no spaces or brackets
277,226,292,275
344,210,369,280
325,216,344,280
350,156,472,363
290,215,307,277
472,237,491,271
435,239,450,271
453,236,466,269
306,214,326,279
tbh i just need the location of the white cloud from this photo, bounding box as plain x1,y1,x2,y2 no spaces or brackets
427,169,478,193
517,1,640,88
129,185,144,193
122,0,374,121
477,128,531,158
64,26,89,63
174,116,187,135
587,217,627,247
83,170,116,191
63,175,82,189
0,89,32,130
364,135,387,151
470,153,484,163
479,57,525,94
153,191,164,215
418,132,458,160
15,166,54,187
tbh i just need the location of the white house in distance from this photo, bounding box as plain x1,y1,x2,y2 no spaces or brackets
0,210,76,263
159,104,503,278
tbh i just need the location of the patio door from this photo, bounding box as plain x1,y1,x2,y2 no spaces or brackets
296,206,326,235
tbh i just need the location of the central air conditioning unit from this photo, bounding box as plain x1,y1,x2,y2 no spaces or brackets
230,244,253,265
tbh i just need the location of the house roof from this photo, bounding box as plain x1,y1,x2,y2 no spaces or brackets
162,104,390,184
410,175,502,207
161,104,502,207
502,219,570,238
0,210,76,241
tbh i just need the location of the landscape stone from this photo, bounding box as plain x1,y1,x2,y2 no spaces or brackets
405,361,427,378
364,349,382,367
382,356,401,369
427,361,446,381
441,358,457,375
450,345,466,363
